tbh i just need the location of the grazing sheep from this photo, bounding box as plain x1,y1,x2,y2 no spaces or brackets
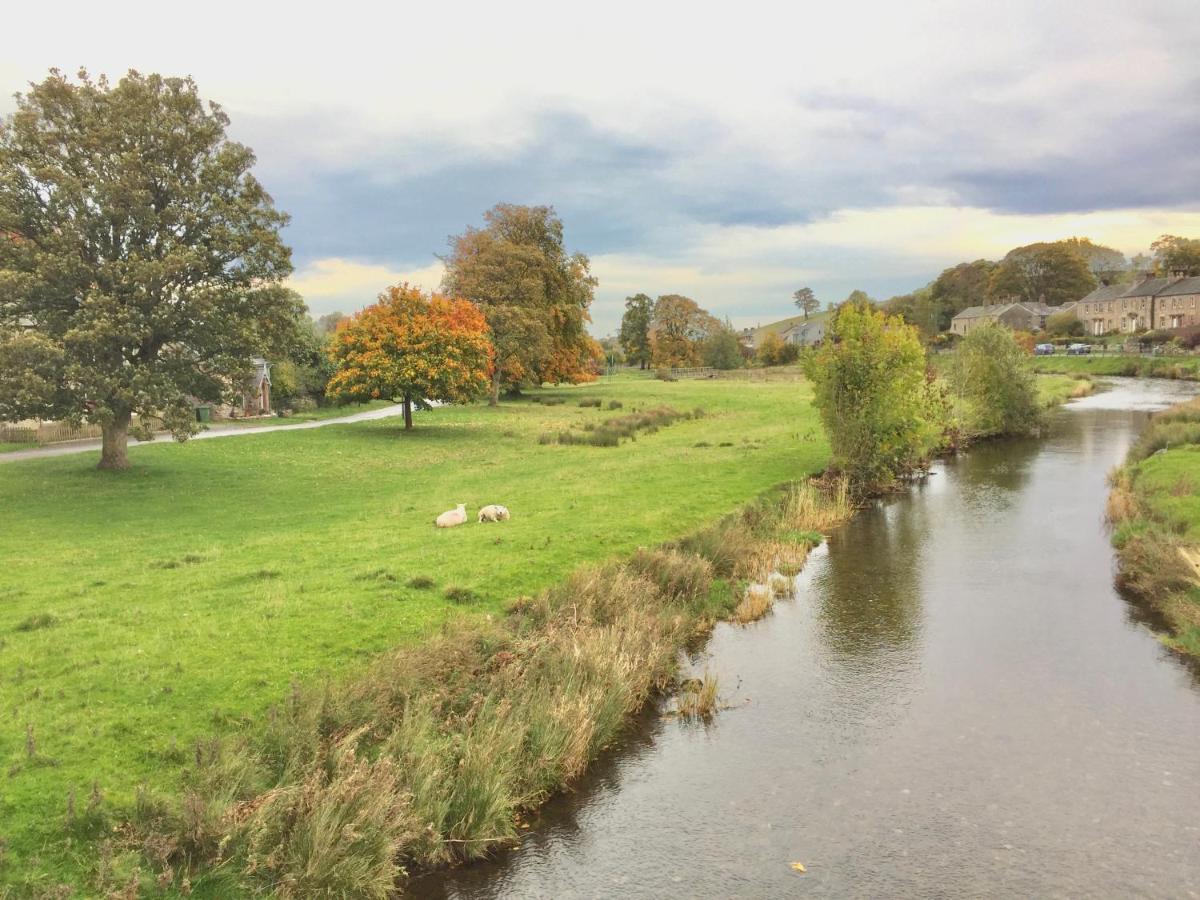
435,503,467,528
478,504,511,523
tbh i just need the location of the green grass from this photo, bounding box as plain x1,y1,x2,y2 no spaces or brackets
0,375,828,890
0,441,32,453
1129,445,1200,543
1028,354,1200,380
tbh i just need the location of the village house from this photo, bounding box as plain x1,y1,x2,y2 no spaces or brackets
780,319,826,346
949,301,1067,336
1075,275,1200,336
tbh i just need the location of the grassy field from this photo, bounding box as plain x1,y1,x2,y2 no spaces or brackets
1029,353,1200,380
1108,398,1200,657
0,375,828,889
0,442,28,454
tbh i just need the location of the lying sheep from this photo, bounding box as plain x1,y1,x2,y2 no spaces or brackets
478,504,511,523
435,503,467,528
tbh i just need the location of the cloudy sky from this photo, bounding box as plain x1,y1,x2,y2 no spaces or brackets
3,0,1198,334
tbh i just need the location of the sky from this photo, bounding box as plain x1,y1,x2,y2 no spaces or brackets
2,0,1199,335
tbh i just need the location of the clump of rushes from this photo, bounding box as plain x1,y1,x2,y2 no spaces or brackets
122,477,855,896
578,398,602,408
443,585,478,604
675,672,719,719
406,575,435,590
607,400,623,410
769,573,793,598
732,585,773,624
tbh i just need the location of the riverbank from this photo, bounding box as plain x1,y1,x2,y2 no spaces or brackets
1108,396,1200,656
0,376,830,893
119,480,853,897
1030,354,1200,380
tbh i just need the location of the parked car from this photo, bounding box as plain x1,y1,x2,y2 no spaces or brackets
1066,343,1092,355
1035,343,1056,355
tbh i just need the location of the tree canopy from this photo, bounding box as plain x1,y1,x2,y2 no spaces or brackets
950,324,1040,435
441,204,599,403
702,322,745,370
987,242,1096,306
0,69,298,469
793,286,819,319
803,303,933,489
618,293,654,369
649,294,720,367
1151,235,1200,276
326,284,491,429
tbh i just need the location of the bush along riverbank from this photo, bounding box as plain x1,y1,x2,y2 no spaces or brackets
1107,397,1200,657
107,480,852,897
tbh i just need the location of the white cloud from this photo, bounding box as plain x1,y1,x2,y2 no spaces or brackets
287,258,446,316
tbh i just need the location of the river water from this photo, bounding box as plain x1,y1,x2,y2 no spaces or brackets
416,379,1200,899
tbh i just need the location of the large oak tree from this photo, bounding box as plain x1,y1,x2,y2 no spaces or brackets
441,204,599,404
986,242,1096,306
0,69,297,469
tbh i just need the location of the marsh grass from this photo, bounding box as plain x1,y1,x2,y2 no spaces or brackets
550,406,704,447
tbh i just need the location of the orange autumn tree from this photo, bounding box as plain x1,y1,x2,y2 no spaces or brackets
326,284,492,429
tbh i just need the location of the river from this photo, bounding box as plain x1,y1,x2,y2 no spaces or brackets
415,378,1200,899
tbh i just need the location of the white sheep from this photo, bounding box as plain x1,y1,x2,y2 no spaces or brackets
435,503,467,528
477,504,511,523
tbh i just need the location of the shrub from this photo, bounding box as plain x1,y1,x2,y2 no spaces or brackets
578,398,601,408
654,369,677,381
606,400,623,410
804,303,935,490
950,323,1041,436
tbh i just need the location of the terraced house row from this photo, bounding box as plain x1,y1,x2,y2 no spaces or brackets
1076,275,1200,336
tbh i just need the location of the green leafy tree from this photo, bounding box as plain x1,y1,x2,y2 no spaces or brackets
441,204,598,404
793,286,819,319
950,323,1040,435
803,303,933,489
618,293,654,369
929,260,996,329
0,69,296,469
1064,237,1127,283
1150,235,1200,276
702,323,744,369
987,242,1096,306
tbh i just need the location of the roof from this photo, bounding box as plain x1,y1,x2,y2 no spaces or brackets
1122,277,1173,298
952,301,1070,322
1159,276,1200,296
953,303,1016,320
1079,284,1129,303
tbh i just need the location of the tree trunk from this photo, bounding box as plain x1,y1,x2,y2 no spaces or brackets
489,369,501,407
403,393,413,430
98,409,132,471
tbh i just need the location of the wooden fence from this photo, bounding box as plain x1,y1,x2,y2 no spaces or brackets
0,421,104,445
